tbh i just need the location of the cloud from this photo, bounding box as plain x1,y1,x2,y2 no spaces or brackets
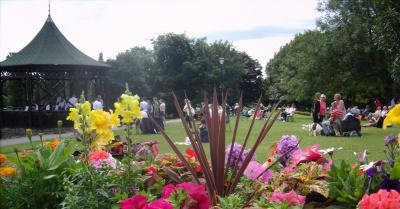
233,35,295,75
0,0,320,68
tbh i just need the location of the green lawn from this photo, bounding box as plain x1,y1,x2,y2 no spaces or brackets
1,115,399,163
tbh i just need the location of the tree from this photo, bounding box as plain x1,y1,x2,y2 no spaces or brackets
264,0,398,107
106,47,154,100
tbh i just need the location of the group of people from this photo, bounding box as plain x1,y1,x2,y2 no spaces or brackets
311,92,361,136
26,94,103,111
362,99,394,128
310,93,398,136
136,97,166,134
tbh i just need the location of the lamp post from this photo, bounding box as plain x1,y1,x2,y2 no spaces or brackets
219,57,225,90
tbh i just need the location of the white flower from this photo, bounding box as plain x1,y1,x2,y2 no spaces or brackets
320,147,343,155
360,162,375,171
354,150,368,163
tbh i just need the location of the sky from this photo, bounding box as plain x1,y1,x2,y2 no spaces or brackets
0,0,321,73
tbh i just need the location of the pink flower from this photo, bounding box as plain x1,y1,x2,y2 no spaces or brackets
144,199,173,209
291,145,323,165
147,167,158,178
176,182,210,209
89,151,116,169
161,184,176,198
268,190,306,206
359,189,400,209
243,161,272,183
152,144,159,157
120,194,147,209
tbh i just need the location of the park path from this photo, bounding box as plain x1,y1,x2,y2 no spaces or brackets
0,119,181,146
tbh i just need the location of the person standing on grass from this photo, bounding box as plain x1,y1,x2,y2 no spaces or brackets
311,92,321,129
160,99,166,127
152,97,163,130
333,93,346,116
319,94,327,122
183,99,195,128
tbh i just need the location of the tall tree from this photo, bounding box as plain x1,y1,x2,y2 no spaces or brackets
106,47,154,100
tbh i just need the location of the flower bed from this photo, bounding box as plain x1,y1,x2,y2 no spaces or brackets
1,90,400,209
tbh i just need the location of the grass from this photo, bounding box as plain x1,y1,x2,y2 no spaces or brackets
1,114,399,164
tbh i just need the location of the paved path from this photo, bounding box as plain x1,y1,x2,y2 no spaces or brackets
0,119,181,146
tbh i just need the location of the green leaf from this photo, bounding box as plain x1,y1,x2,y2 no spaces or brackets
390,157,400,179
43,174,57,179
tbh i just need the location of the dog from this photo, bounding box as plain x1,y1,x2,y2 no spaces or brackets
302,123,323,136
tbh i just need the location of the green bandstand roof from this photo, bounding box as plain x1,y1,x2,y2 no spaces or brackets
0,15,110,70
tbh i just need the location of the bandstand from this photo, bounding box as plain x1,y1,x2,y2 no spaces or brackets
0,14,110,135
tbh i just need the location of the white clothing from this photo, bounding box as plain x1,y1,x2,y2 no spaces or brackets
140,100,148,111
381,110,388,117
68,97,78,107
45,104,51,111
141,111,148,118
285,107,296,116
160,102,166,112
183,104,195,115
93,100,103,110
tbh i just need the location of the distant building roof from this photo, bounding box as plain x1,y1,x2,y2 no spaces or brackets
0,15,110,70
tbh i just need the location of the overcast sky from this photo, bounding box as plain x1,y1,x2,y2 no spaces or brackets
0,0,321,71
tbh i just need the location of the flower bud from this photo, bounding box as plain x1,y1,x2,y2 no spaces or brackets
26,129,33,137
57,120,63,129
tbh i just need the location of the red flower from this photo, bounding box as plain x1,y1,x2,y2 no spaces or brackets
161,184,176,199
89,151,110,162
359,189,400,209
195,164,202,173
185,148,198,160
144,199,173,209
357,169,365,175
175,161,184,167
176,182,210,209
120,194,147,209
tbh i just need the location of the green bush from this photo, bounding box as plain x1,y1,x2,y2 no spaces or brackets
1,140,77,209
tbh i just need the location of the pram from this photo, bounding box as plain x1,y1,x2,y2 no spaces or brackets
341,114,361,136
321,112,361,136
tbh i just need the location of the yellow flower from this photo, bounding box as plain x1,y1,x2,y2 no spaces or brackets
81,101,91,114
89,110,117,133
88,109,119,150
384,104,400,129
0,166,17,177
110,110,120,127
115,93,142,123
67,101,93,133
0,153,7,164
91,130,114,150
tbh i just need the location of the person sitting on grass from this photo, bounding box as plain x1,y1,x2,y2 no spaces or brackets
363,112,379,127
285,103,296,121
363,106,383,128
